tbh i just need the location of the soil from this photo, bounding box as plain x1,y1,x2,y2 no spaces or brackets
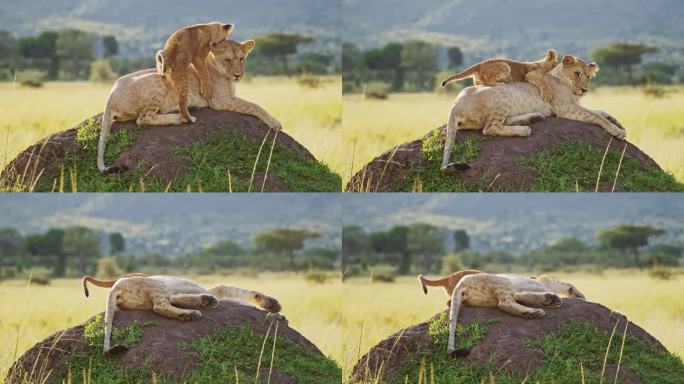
1,108,316,189
345,118,663,192
349,298,667,384
6,301,322,384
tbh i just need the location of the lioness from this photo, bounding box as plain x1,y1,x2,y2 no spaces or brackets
441,54,627,173
98,38,281,173
156,22,234,123
82,274,282,354
446,273,585,356
441,49,558,102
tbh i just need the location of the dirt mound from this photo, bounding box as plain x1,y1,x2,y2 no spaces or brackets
350,298,683,384
346,118,682,192
1,108,340,192
7,301,339,384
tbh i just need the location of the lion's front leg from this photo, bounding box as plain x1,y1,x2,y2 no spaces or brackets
555,104,626,139
588,108,626,131
210,96,282,131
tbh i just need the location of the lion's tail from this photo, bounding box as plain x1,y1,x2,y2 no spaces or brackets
418,275,451,294
441,63,481,87
82,273,148,297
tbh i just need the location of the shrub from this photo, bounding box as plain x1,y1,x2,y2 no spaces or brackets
90,59,117,83
641,85,670,98
371,265,396,283
648,266,673,280
297,74,321,88
441,254,464,275
97,256,122,278
304,269,329,284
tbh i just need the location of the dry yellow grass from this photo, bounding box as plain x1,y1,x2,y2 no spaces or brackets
0,76,342,177
342,86,684,185
0,273,341,376
341,270,684,380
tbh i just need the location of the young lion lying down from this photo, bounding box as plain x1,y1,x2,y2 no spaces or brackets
444,272,585,356
82,274,282,354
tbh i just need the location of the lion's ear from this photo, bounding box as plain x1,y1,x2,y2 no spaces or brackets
562,55,577,67
587,62,600,77
546,49,557,61
242,40,256,53
222,23,235,34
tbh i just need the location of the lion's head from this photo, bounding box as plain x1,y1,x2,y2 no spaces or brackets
557,55,599,96
209,39,256,81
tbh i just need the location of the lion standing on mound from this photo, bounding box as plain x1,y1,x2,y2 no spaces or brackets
97,39,282,173
441,55,627,173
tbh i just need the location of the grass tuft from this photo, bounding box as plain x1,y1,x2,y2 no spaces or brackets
519,140,684,192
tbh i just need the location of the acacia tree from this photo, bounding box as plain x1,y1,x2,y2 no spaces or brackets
364,43,404,91
447,46,463,69
64,226,100,275
342,226,368,267
453,230,470,252
25,228,65,275
56,29,94,79
590,43,658,84
407,223,445,273
109,232,125,255
401,40,439,91
102,35,118,58
0,228,23,270
253,228,319,269
597,225,665,267
256,33,313,75
368,226,410,273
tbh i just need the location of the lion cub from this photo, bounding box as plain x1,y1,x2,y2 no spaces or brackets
156,22,234,123
441,49,558,101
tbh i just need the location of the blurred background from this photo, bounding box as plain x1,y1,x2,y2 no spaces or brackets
341,0,684,186
341,193,684,378
0,193,342,374
0,0,343,179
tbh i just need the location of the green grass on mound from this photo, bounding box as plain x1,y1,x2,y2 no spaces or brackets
519,140,684,192
394,133,684,192
397,131,492,192
26,119,341,192
40,314,340,384
382,313,684,384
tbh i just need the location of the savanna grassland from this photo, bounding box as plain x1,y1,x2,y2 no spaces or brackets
342,86,684,185
0,76,342,178
340,270,684,381
0,273,341,377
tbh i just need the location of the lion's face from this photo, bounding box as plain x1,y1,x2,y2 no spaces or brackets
210,39,256,81
558,55,599,96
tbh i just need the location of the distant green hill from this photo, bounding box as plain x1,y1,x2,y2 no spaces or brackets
343,0,684,64
0,0,340,57
0,195,341,256
342,194,684,253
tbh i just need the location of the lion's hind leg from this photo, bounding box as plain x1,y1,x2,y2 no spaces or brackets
479,62,511,86
514,291,562,308
152,298,202,321
497,293,545,319
170,293,219,309
505,112,546,126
